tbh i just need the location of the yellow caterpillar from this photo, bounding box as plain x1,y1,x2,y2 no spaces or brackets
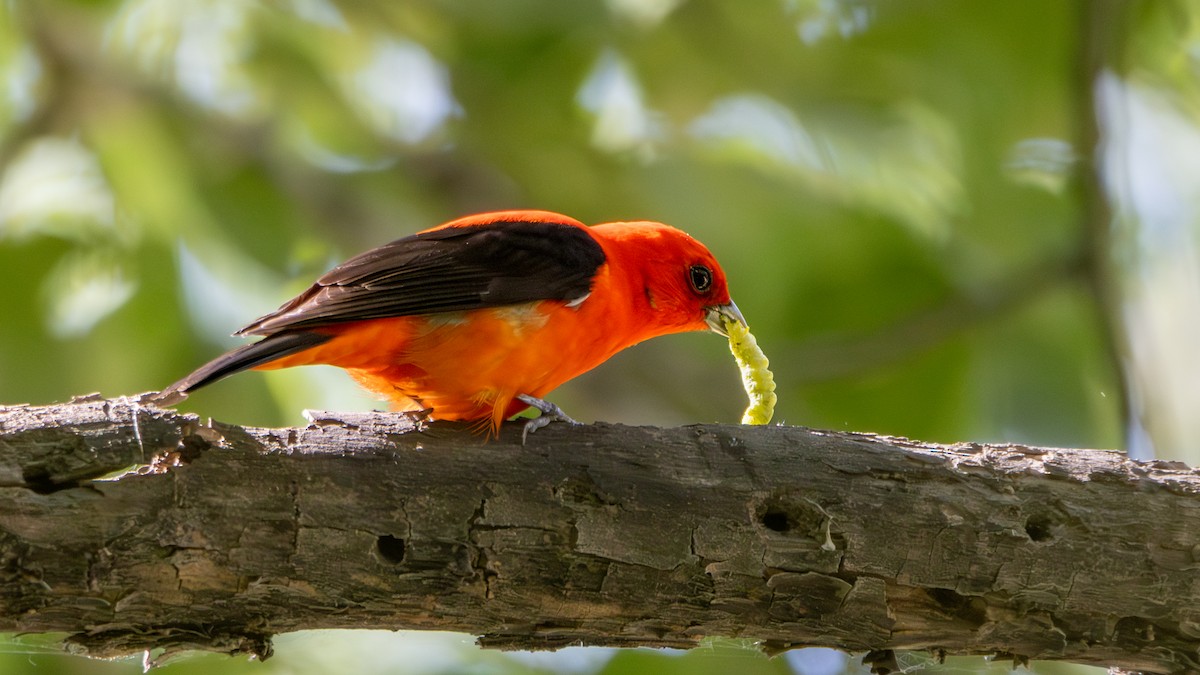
725,318,776,425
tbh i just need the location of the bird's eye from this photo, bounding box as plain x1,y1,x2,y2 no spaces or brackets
689,265,713,294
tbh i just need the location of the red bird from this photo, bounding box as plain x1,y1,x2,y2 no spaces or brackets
160,210,744,437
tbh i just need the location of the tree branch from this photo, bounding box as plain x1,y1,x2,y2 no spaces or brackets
0,395,1197,673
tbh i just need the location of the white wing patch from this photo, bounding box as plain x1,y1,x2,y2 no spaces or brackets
565,292,591,308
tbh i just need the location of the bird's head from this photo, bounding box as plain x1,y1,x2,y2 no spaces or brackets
592,221,745,338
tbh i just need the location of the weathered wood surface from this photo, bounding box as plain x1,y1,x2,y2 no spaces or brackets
0,395,1197,672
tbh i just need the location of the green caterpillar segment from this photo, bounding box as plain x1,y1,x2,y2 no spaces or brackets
725,318,777,425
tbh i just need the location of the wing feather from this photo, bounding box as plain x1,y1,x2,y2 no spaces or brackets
237,218,606,336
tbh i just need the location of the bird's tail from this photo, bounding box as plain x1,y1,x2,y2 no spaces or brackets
155,331,333,405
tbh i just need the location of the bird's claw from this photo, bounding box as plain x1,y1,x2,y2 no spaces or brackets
517,394,580,444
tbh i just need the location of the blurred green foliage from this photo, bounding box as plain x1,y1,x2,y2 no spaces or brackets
2,0,1199,674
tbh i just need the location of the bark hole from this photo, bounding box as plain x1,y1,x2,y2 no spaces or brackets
755,494,828,539
761,510,791,532
1024,513,1057,542
376,535,407,564
21,467,73,495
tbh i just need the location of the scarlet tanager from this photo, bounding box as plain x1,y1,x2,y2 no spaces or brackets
159,210,751,436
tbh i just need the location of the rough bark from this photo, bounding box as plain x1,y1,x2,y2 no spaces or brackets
0,395,1197,673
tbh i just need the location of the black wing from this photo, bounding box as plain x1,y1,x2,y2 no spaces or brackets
237,219,607,336
156,330,334,403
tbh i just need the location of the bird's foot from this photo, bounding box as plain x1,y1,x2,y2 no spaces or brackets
517,394,580,444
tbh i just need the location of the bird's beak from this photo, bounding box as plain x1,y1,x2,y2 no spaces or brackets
705,301,746,337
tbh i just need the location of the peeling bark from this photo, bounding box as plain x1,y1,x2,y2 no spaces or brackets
0,395,1197,673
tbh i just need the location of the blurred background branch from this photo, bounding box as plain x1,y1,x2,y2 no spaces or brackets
1075,0,1132,449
